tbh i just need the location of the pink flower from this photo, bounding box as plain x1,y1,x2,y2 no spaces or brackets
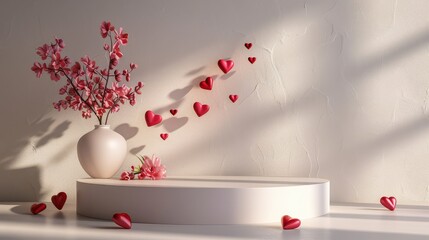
71,62,82,78
141,155,166,180
120,171,131,180
103,43,109,51
82,110,91,119
55,38,65,48
137,173,145,180
36,44,50,60
31,62,44,78
115,27,128,45
100,21,114,38
114,70,122,82
130,63,138,70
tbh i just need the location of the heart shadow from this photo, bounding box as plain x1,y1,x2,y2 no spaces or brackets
220,71,236,80
163,117,189,133
129,145,146,155
114,124,139,140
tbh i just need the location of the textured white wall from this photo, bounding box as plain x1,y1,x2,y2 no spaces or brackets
1,0,429,204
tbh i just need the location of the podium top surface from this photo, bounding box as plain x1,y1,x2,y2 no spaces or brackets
77,176,328,189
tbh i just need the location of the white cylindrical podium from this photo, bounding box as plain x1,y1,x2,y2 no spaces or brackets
77,176,329,224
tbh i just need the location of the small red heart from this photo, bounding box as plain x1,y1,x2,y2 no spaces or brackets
281,215,301,230
380,196,396,211
199,77,213,90
229,94,239,103
244,43,253,49
248,57,256,64
112,213,132,229
51,192,67,210
31,203,46,215
170,109,178,116
160,133,169,140
145,110,162,127
193,102,210,117
218,59,234,74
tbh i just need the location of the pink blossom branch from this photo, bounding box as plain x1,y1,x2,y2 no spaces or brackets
58,69,102,124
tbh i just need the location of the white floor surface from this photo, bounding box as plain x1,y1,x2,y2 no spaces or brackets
0,202,428,240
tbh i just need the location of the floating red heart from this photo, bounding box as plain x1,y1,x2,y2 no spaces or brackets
145,110,162,127
112,213,132,229
193,102,210,117
51,192,67,210
218,59,234,74
281,215,301,230
244,43,253,49
31,203,46,215
380,196,396,211
248,57,256,64
160,133,169,140
199,77,213,90
229,94,239,103
170,109,178,116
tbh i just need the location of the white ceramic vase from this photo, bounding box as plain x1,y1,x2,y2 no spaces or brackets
77,125,127,178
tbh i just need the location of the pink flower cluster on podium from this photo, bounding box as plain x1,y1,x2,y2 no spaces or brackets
31,21,143,125
121,155,166,180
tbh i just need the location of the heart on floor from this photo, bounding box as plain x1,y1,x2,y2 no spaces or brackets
51,192,67,210
281,215,301,230
113,213,132,229
170,109,178,116
244,43,252,49
229,94,238,103
31,203,46,215
218,59,234,74
160,133,169,140
380,196,396,211
145,110,162,127
199,77,213,90
193,102,210,117
248,57,256,64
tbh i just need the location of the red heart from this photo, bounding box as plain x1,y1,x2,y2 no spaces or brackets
199,77,213,90
229,94,239,103
281,215,301,230
31,203,46,215
51,192,67,210
248,57,256,64
380,196,396,211
170,109,178,116
218,59,234,74
112,213,132,229
193,102,210,117
160,133,169,140
244,43,253,49
145,110,162,127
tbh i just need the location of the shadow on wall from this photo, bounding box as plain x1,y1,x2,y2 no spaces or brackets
0,118,71,202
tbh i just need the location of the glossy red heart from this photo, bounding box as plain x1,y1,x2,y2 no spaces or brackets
145,110,162,127
170,109,178,116
281,215,301,230
160,133,169,140
380,196,396,211
244,43,253,49
199,77,213,90
248,57,256,64
193,102,210,117
112,213,132,229
229,94,239,103
31,203,46,215
51,192,67,210
218,59,234,74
